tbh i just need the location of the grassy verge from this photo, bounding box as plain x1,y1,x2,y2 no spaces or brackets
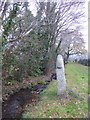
88,67,90,94
22,63,88,118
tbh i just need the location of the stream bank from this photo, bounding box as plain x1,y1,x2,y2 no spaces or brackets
2,78,53,119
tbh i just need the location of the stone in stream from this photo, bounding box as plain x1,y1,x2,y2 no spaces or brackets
51,73,57,80
32,85,48,94
56,54,66,96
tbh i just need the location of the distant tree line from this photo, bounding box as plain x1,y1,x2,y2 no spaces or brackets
78,59,90,66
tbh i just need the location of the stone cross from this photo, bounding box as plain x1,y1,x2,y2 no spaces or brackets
56,54,66,95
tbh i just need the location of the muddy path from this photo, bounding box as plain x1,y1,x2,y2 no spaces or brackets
2,79,52,119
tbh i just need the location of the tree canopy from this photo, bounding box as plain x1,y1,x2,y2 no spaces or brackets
1,0,87,82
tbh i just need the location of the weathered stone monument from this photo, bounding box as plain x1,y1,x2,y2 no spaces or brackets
56,54,66,95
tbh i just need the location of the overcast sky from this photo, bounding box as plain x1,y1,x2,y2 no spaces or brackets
80,0,88,50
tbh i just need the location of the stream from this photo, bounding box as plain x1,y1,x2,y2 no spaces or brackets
2,79,52,119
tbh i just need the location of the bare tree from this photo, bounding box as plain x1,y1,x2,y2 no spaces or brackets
1,0,86,78
35,0,85,74
59,29,87,63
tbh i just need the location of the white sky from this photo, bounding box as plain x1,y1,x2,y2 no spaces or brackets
80,0,88,50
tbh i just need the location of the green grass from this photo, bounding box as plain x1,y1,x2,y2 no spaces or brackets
65,63,88,94
88,67,90,94
22,63,88,118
